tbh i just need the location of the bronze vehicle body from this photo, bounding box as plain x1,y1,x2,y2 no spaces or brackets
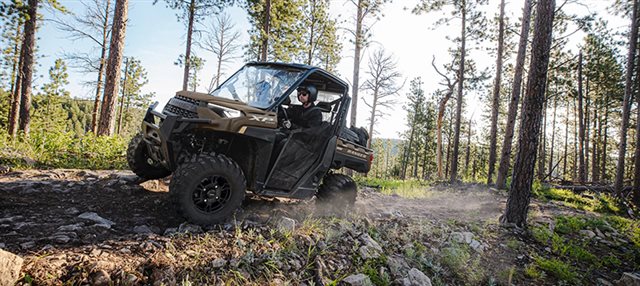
128,62,373,225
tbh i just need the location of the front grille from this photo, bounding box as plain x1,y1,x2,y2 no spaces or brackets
162,96,199,118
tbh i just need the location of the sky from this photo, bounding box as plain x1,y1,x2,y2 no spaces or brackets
35,0,627,139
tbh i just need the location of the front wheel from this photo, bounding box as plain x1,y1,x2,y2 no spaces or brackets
169,154,246,225
127,133,170,180
316,173,357,214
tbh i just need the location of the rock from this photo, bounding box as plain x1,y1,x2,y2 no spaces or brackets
150,266,176,286
58,223,84,232
211,258,227,268
49,233,71,244
0,216,23,224
0,249,23,286
64,207,80,215
177,222,203,234
449,232,474,244
343,274,373,286
277,217,297,232
358,233,383,259
597,278,614,286
0,243,5,249
469,239,484,253
78,212,115,227
133,225,154,234
20,241,35,249
405,268,432,286
0,165,10,174
580,230,596,239
90,270,112,286
123,273,138,285
595,228,606,238
163,228,178,236
387,255,410,278
22,157,36,166
616,272,640,286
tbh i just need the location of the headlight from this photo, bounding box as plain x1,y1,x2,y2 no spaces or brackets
207,103,242,118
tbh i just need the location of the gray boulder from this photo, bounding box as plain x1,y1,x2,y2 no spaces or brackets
0,249,23,286
343,274,373,286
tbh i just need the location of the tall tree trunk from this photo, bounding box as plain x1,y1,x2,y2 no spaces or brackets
367,88,379,149
502,0,555,227
592,100,600,182
577,51,586,182
616,0,639,192
402,119,417,179
496,0,532,189
98,0,129,136
573,97,579,180
537,99,547,180
181,0,196,91
465,117,472,176
635,90,640,206
487,0,506,185
18,0,39,137
350,0,364,127
413,149,419,178
585,80,590,181
117,58,129,135
563,104,569,179
91,0,111,134
548,93,557,177
8,41,24,138
260,0,270,61
8,22,21,109
601,100,608,182
436,90,453,179
450,0,467,183
306,0,316,65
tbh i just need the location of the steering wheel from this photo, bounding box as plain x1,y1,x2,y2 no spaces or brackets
278,105,292,129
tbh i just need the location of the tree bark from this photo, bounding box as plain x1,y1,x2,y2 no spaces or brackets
601,99,608,181
260,0,270,61
18,0,39,137
577,51,586,182
502,0,555,227
450,0,467,183
91,0,111,134
8,40,24,138
7,22,21,112
367,87,379,149
117,58,129,135
182,0,196,91
616,0,639,193
350,0,364,127
592,99,600,182
487,0,506,185
98,0,128,136
548,93,557,178
496,0,532,189
563,102,569,179
537,99,547,180
465,116,472,176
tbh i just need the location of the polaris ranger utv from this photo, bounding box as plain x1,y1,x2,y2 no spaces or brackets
128,62,373,225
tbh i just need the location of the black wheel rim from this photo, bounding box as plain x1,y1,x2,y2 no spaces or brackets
192,175,232,213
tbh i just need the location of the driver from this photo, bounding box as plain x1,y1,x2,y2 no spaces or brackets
287,84,322,128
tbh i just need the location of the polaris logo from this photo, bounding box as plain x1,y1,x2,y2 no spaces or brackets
249,115,275,122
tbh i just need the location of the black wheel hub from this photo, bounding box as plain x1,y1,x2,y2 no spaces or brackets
192,176,231,213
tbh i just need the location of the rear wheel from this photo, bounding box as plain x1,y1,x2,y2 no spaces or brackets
169,154,246,225
316,173,357,214
127,133,170,180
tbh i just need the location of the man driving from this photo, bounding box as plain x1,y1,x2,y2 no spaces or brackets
287,84,322,129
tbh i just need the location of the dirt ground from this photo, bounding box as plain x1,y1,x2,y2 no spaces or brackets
0,169,509,254
3,169,633,285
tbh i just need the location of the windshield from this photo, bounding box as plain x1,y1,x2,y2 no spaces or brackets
209,65,305,109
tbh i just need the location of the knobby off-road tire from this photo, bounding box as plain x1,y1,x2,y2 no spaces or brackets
127,133,171,180
316,173,357,214
169,154,246,225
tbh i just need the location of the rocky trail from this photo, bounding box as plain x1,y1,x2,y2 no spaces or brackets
0,169,638,285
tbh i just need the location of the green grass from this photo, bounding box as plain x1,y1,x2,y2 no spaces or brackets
0,132,129,170
531,182,623,215
354,176,432,198
533,257,578,283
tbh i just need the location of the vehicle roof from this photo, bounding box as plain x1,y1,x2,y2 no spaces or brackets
246,61,349,91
